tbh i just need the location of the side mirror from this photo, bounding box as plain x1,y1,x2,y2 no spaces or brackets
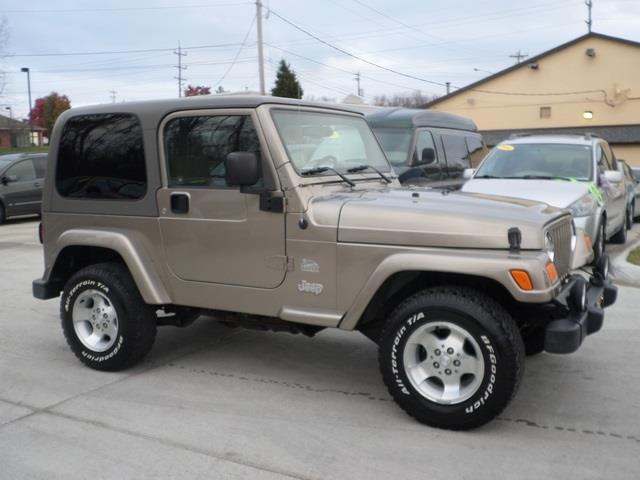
225,152,259,187
463,168,476,180
1,175,17,185
419,147,436,165
603,170,623,184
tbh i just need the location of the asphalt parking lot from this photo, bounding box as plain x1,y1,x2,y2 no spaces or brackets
1,218,639,480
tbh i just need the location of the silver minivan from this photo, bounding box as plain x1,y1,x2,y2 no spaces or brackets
0,153,47,224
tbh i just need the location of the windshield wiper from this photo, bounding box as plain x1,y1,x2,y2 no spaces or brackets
347,164,391,183
300,166,356,187
474,174,503,179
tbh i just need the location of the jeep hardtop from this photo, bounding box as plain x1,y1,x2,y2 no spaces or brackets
33,95,616,430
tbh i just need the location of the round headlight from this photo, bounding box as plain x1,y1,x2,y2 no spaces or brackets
545,232,556,263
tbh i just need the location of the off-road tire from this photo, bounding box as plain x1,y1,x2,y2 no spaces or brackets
61,262,157,371
379,286,525,430
611,222,627,244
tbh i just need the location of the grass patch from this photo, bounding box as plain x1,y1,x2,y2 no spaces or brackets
0,146,48,155
628,247,640,266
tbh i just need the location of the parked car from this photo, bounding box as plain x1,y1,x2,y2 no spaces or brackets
462,134,627,262
0,153,47,224
616,159,639,224
366,108,488,187
33,96,615,430
632,166,640,219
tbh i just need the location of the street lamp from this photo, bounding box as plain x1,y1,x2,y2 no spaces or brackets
4,106,12,121
21,67,33,145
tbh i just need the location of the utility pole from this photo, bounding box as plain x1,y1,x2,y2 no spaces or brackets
20,67,33,144
256,1,266,95
109,90,117,104
509,50,528,64
174,42,188,98
354,72,362,97
585,0,593,33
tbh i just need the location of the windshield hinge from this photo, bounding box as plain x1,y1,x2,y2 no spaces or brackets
266,255,294,272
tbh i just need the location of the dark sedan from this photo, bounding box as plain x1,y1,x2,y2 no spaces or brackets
0,153,47,224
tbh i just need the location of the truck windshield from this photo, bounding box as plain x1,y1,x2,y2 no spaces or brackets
475,143,593,181
371,128,413,166
271,110,391,176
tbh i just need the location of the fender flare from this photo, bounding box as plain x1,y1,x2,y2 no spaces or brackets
55,228,171,305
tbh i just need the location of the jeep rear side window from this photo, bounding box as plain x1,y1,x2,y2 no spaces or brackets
56,114,147,200
164,115,262,188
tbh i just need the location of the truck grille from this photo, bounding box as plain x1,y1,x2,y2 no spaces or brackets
547,217,572,280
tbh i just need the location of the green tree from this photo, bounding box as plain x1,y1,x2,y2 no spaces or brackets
31,92,71,135
271,59,303,99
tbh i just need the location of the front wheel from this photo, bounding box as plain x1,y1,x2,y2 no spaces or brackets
61,262,157,371
379,287,524,430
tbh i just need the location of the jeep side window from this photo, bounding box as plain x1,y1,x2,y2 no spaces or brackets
6,160,36,182
164,115,262,188
441,134,469,178
56,113,147,200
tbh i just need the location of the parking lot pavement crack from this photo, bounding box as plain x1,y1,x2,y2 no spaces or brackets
164,362,392,402
496,417,640,444
41,409,319,480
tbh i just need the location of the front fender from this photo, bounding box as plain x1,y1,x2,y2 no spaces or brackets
338,247,558,331
52,228,171,304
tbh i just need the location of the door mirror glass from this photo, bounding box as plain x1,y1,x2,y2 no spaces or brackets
463,168,476,179
225,152,259,187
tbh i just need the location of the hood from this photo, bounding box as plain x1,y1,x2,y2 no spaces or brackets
334,188,567,250
462,179,589,208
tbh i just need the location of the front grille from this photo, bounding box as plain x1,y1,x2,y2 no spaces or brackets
547,217,572,280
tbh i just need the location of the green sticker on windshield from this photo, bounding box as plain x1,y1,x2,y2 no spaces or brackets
588,182,604,206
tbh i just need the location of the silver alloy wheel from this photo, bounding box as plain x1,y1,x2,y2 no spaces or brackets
402,321,485,405
72,289,119,352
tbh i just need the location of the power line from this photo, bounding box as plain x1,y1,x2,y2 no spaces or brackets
267,9,447,88
5,43,244,58
214,14,257,88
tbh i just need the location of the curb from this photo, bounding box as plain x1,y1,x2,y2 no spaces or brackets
610,237,640,288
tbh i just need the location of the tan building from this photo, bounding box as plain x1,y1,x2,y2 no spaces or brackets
425,32,640,166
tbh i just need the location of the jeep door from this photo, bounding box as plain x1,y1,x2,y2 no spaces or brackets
1,159,41,217
157,110,286,289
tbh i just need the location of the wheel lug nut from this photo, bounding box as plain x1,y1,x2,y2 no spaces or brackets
447,347,454,354
445,369,452,375
433,362,440,368
435,349,441,356
453,360,460,366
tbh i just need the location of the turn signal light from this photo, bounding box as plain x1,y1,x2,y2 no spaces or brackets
584,234,592,251
545,262,559,283
510,270,533,290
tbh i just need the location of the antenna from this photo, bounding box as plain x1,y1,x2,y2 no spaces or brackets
585,0,593,33
174,41,188,98
509,50,529,64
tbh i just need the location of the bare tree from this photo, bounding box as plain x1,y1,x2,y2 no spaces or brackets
373,90,439,108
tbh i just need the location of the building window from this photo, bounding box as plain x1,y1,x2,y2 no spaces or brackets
540,106,551,119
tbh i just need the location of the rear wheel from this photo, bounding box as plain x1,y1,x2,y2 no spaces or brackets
61,262,157,371
379,287,524,430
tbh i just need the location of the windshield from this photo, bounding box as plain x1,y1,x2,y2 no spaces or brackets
475,143,593,181
372,128,412,166
271,110,391,175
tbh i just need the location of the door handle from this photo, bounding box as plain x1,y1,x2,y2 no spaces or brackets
34,182,41,187
170,192,190,214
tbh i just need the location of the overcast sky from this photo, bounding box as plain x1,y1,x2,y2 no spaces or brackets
1,0,639,118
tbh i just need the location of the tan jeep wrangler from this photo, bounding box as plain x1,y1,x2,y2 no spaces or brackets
33,96,616,430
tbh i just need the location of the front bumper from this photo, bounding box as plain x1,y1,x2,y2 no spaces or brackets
544,273,617,354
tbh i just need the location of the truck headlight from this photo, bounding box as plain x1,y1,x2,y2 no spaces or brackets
568,194,597,218
545,231,555,263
